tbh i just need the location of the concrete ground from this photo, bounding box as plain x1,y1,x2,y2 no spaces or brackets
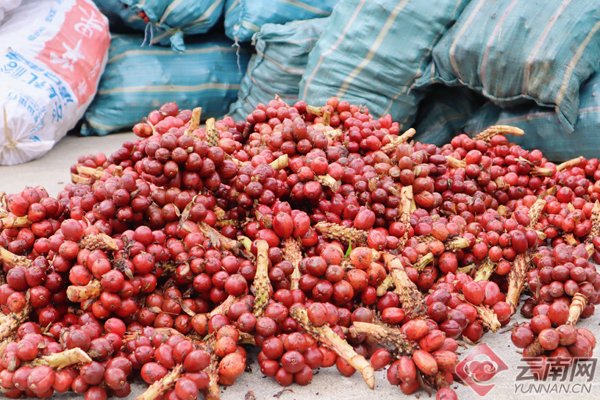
0,132,599,400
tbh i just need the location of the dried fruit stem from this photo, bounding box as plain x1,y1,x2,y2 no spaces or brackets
252,240,270,317
79,233,118,251
323,129,342,140
76,165,104,179
29,348,92,370
376,276,394,297
0,296,31,341
316,175,339,192
289,305,375,390
269,154,289,171
136,364,183,400
202,342,221,400
527,198,546,228
446,237,470,251
322,110,331,126
282,238,302,290
381,128,416,154
315,222,368,247
186,107,202,135
210,295,238,318
473,125,524,141
350,321,416,356
413,253,433,271
530,167,554,177
195,222,250,259
525,339,544,357
0,247,32,268
557,156,584,172
71,173,93,185
475,305,500,333
67,280,102,303
567,293,587,326
397,186,414,250
585,201,600,255
506,253,531,315
474,258,495,282
445,156,466,169
563,233,577,246
0,215,31,230
382,253,426,318
206,118,219,147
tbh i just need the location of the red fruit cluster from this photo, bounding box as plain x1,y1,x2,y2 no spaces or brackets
1,97,600,400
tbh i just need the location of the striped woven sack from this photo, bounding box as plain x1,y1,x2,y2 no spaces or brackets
464,72,600,162
94,0,225,51
82,34,250,136
299,0,470,130
418,0,600,133
227,18,327,121
412,85,487,147
224,0,338,43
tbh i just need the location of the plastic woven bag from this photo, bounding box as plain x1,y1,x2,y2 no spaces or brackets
119,0,225,52
0,0,110,165
0,0,21,24
299,0,470,129
464,72,600,162
224,0,338,43
413,85,487,146
418,0,600,133
83,34,250,135
228,18,327,121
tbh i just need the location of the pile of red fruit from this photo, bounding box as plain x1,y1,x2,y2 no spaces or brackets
0,97,598,400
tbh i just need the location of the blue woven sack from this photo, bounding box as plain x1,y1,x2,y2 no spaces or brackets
94,0,224,51
418,0,600,133
228,18,327,121
83,34,250,135
413,85,487,146
464,72,600,162
224,0,338,43
299,0,470,130
92,0,147,32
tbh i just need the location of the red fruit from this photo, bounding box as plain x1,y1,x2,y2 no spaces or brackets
281,351,305,373
104,368,127,390
432,350,459,371
140,363,167,384
436,387,458,400
307,303,328,326
412,350,438,376
60,219,84,242
463,281,484,305
219,352,245,379
404,320,430,341
418,327,444,352
85,386,107,400
175,378,198,400
371,348,393,370
398,356,417,384
27,366,54,394
354,209,376,230
184,350,211,372
273,212,293,238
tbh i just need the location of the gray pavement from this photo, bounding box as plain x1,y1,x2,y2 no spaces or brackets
0,133,599,400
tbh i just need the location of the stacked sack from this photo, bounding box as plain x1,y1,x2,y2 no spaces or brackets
0,0,110,165
413,0,600,161
93,0,224,52
83,34,250,136
85,0,254,136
